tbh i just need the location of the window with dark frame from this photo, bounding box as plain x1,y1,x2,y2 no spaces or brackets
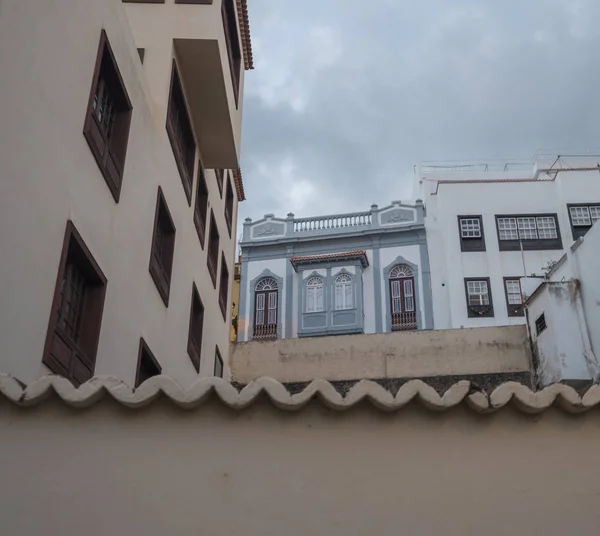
219,253,230,320
207,211,220,287
215,169,224,197
222,0,242,106
194,164,209,249
166,61,195,205
135,338,161,388
567,204,600,240
83,30,133,203
495,214,562,251
187,284,205,372
149,187,176,307
42,221,107,386
535,313,547,336
464,278,494,318
504,277,524,317
214,346,224,378
224,172,234,237
457,215,486,252
253,277,278,340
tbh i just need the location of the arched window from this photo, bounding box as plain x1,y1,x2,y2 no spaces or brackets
335,273,353,310
306,276,324,313
389,264,416,331
253,277,278,339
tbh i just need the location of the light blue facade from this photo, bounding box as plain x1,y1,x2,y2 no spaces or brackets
238,201,433,342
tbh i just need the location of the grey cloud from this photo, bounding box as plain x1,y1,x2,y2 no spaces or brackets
239,0,600,225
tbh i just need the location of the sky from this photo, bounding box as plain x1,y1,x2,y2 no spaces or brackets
238,0,600,229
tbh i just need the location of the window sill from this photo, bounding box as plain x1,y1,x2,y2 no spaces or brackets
298,326,364,338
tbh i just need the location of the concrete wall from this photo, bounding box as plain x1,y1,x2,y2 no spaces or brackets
231,325,531,383
0,0,240,385
2,390,600,536
422,167,600,330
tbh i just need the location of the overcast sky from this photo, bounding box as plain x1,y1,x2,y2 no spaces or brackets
238,0,600,228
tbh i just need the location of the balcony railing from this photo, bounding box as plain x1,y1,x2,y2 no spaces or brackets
252,324,277,341
391,312,417,331
293,211,372,233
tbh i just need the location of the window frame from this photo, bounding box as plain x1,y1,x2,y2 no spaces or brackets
149,187,177,307
166,60,196,205
464,277,494,318
187,283,205,372
215,169,224,197
535,313,547,336
214,346,224,378
495,214,562,251
567,203,600,240
334,273,354,311
83,30,133,203
219,253,230,321
194,163,209,249
388,265,417,331
457,215,486,252
42,221,107,386
253,277,279,340
135,338,162,388
306,276,325,313
207,210,220,288
224,172,234,237
503,277,524,317
222,0,242,107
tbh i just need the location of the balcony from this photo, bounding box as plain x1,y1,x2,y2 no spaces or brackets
241,201,425,243
123,0,254,169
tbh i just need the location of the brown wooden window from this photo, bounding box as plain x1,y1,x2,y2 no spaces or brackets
253,277,278,340
187,283,205,372
135,338,161,388
222,0,242,106
194,164,209,249
214,346,224,378
83,30,133,203
224,172,234,237
219,253,230,320
137,48,145,63
43,221,107,386
388,265,417,331
149,187,176,306
215,169,224,197
166,61,195,205
207,211,220,287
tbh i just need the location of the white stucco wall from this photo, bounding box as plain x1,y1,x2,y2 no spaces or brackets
0,0,241,385
423,169,600,330
4,391,600,536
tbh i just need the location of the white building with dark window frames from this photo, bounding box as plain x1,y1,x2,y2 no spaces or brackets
418,154,600,330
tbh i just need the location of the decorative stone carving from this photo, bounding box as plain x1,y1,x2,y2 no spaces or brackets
252,222,286,238
380,208,415,226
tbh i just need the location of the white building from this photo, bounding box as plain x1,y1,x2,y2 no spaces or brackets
237,202,433,341
0,0,253,386
524,215,600,387
418,154,600,330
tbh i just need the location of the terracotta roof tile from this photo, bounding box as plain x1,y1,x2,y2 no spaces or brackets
232,168,246,202
290,250,369,270
236,0,254,70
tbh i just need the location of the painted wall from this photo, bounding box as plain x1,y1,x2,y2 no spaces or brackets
3,393,600,536
423,169,600,330
0,0,241,385
231,325,530,383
